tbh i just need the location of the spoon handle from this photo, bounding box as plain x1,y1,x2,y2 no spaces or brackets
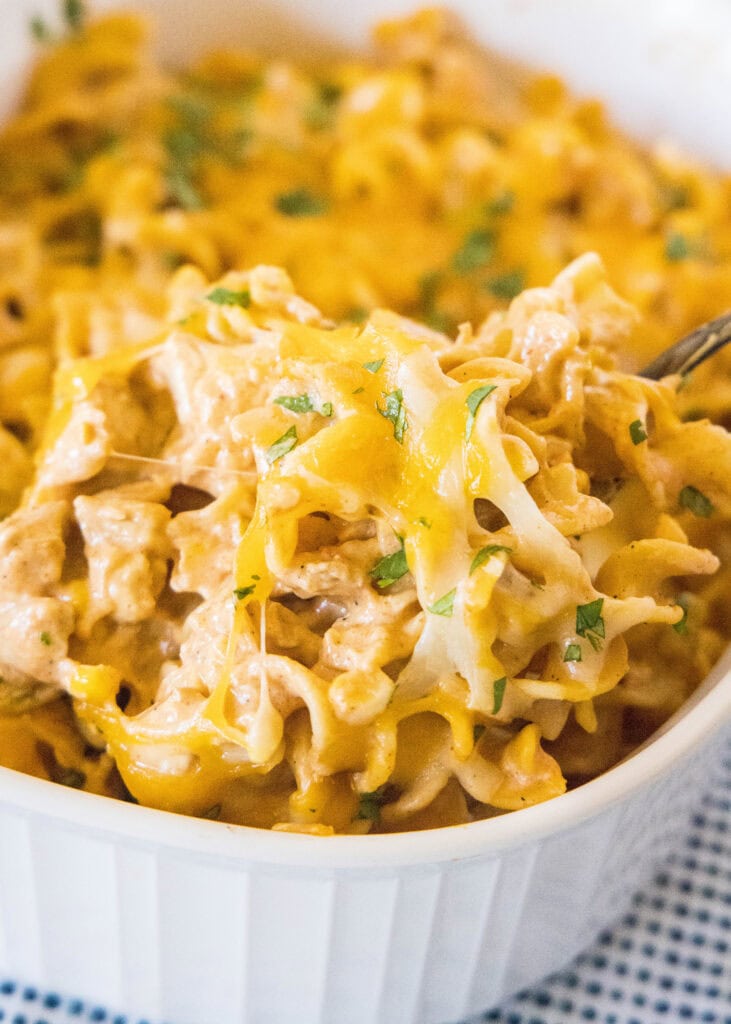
640,311,731,379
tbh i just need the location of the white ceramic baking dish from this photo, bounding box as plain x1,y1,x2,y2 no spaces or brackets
1,3,730,1023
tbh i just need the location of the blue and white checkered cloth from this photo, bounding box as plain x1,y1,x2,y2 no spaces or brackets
2,739,730,1024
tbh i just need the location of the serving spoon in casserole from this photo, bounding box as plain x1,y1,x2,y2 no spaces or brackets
641,310,731,379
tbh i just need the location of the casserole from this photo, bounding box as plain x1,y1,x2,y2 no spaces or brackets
0,2,730,1022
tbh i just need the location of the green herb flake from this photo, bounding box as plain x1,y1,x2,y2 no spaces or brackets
162,251,185,271
162,109,209,211
207,287,251,308
665,231,691,262
470,543,512,574
486,269,525,300
30,15,51,41
660,182,689,212
378,389,407,444
629,419,648,445
418,270,452,333
425,309,453,333
165,165,204,211
428,588,456,617
57,767,86,789
266,425,298,465
344,306,368,324
275,188,329,217
202,803,222,820
167,93,211,127
40,631,52,646
321,401,334,418
465,384,497,440
419,270,441,311
233,585,256,602
485,190,515,217
679,485,714,518
492,677,507,715
673,596,689,636
356,785,388,822
564,643,582,663
682,408,706,423
305,81,343,130
63,0,85,31
452,228,495,275
363,358,384,374
274,394,314,414
575,598,605,651
352,387,365,395
417,516,431,528
369,541,409,589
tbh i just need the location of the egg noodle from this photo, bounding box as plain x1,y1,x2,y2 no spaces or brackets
0,5,729,833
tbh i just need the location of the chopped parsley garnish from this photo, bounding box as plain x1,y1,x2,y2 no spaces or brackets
418,270,451,333
682,408,706,423
575,598,605,651
64,0,85,30
163,112,208,210
202,804,222,820
428,588,456,617
485,190,515,217
629,419,648,445
306,81,343,130
419,269,441,310
416,516,431,528
673,596,689,636
344,306,368,323
363,358,384,374
452,228,495,275
492,677,507,714
165,165,204,211
40,631,52,646
470,543,512,574
274,394,314,414
167,93,210,125
665,232,691,262
369,540,409,589
679,485,714,518
352,387,365,395
163,93,250,212
207,287,251,308
321,401,334,418
30,15,51,41
275,188,329,217
564,643,582,663
378,389,407,443
233,585,256,601
356,785,389,822
465,384,497,440
266,425,298,464
661,183,689,212
485,269,525,300
57,767,86,789
162,251,185,270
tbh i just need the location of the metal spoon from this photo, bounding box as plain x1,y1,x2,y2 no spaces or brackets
640,310,731,379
